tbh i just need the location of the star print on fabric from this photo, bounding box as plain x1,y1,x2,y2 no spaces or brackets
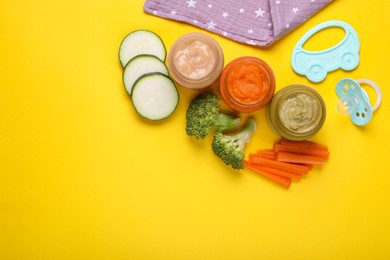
255,8,265,18
144,0,333,46
207,21,217,29
246,40,256,45
186,0,196,8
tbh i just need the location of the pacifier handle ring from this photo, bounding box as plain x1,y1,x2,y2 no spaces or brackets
356,79,382,112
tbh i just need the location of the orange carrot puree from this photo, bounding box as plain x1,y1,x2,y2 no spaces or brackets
227,62,269,105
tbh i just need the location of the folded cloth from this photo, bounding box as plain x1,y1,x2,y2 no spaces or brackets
144,0,333,46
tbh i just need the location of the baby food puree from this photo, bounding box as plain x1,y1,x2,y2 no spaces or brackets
168,32,224,90
219,57,275,113
174,40,216,80
267,84,326,141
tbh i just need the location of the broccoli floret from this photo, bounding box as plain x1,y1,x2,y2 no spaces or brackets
212,118,257,170
186,92,241,139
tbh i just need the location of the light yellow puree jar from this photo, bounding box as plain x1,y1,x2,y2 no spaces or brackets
168,32,224,90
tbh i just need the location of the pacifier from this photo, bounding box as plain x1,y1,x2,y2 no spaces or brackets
336,78,382,126
291,20,360,83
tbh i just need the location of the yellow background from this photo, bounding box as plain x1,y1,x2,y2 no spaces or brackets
1,0,389,259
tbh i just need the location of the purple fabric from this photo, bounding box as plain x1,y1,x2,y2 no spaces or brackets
144,0,332,46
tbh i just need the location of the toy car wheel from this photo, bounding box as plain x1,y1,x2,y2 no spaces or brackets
340,52,359,71
307,63,327,83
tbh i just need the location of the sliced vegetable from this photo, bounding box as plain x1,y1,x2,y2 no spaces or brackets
256,149,275,155
244,139,329,188
250,164,302,180
276,152,327,165
297,163,314,170
280,139,328,151
123,54,168,95
274,143,330,159
244,161,292,188
119,30,166,67
131,73,179,121
250,157,310,175
249,152,276,161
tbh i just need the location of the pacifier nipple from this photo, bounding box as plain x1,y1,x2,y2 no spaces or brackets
335,78,382,126
337,96,359,115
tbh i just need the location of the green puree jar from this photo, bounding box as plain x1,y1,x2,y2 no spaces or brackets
267,84,326,141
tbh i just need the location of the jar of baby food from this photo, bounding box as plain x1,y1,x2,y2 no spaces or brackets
219,56,276,113
168,32,224,90
267,84,326,141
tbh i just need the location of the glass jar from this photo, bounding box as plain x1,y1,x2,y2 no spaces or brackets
219,56,276,113
168,32,224,90
267,84,326,141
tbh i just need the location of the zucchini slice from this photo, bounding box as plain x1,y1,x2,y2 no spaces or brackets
123,55,168,96
119,30,166,67
131,73,179,121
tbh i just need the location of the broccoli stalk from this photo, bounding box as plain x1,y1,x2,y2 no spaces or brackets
186,92,241,139
211,118,257,170
214,113,242,132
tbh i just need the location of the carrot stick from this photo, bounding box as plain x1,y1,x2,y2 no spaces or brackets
250,152,276,161
250,157,310,175
276,152,327,165
274,143,330,159
253,165,302,180
280,139,328,151
244,161,292,188
256,149,275,155
297,163,314,170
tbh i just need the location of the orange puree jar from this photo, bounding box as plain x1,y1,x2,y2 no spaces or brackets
219,56,276,113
